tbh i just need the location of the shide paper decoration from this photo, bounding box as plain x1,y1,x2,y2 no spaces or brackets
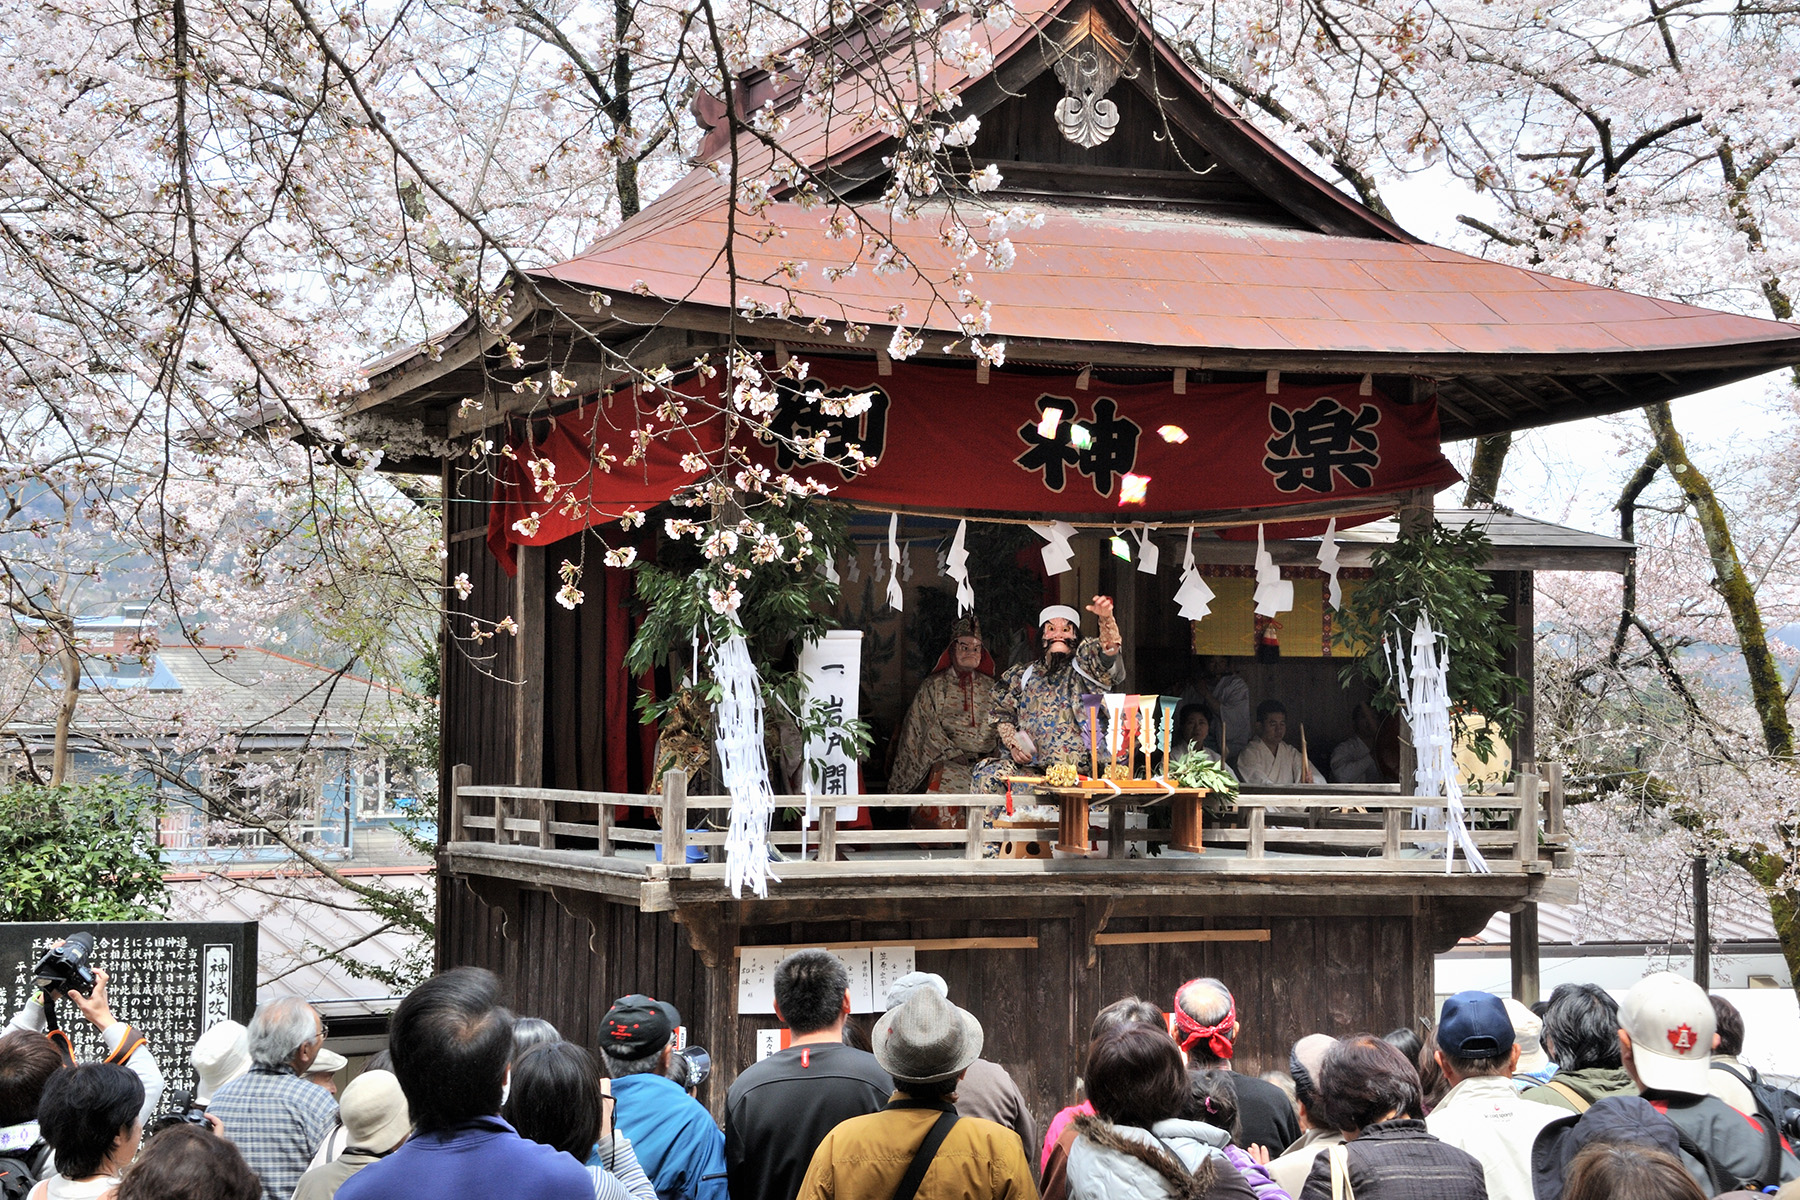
1036,521,1076,575
946,519,973,615
712,626,779,898
1173,526,1215,621
1136,526,1160,575
885,512,904,612
1317,517,1342,610
1393,611,1489,874
1252,523,1294,617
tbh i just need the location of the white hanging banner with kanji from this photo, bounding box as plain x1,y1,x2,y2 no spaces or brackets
798,630,863,823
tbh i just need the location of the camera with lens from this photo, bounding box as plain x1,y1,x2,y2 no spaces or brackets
144,1091,212,1137
670,1045,711,1090
32,931,98,998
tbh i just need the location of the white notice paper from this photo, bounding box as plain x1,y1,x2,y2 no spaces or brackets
736,946,786,1014
755,1028,786,1061
798,631,864,822
871,945,918,1009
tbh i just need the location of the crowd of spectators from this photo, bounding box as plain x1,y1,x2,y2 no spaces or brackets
1,951,1796,1200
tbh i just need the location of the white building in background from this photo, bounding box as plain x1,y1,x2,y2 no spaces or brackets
1438,884,1798,1086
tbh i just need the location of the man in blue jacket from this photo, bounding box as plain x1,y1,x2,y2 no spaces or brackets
337,968,592,1200
600,994,727,1200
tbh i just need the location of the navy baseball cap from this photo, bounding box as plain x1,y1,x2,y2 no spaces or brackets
1437,991,1514,1059
600,994,679,1059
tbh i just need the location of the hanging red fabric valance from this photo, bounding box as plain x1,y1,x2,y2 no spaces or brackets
486,362,1461,571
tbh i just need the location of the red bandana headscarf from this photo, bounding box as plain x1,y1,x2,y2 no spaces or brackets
1173,984,1237,1061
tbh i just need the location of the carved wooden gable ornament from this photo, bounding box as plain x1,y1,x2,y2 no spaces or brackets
1051,9,1135,147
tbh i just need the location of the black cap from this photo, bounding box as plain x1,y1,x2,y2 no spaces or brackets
600,994,679,1059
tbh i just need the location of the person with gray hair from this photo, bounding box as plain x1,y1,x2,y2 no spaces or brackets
1172,977,1299,1155
882,972,1034,1159
209,996,339,1200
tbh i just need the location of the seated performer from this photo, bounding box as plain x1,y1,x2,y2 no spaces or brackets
972,598,1124,791
889,617,998,798
1236,699,1314,784
1168,702,1238,780
1181,655,1251,759
1330,701,1387,784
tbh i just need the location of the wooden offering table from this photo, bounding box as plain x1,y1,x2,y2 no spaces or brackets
1035,783,1213,857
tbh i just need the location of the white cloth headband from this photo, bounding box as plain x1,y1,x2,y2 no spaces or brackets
1038,605,1081,628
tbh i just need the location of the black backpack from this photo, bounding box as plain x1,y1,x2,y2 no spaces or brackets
0,1142,51,1200
1714,1061,1800,1140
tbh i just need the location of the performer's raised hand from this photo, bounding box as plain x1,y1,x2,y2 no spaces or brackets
1085,595,1115,619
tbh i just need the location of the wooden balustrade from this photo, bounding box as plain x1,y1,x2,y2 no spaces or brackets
446,766,1565,876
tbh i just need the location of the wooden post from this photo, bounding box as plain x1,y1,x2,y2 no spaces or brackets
1545,762,1565,838
662,770,688,867
1510,903,1541,1005
514,544,545,788
538,793,555,849
1057,794,1090,854
495,792,513,845
1106,802,1129,859
1246,806,1266,859
1693,855,1711,990
818,806,838,863
1383,806,1404,859
595,794,612,856
1516,771,1540,863
964,802,984,861
449,763,470,844
1170,795,1202,853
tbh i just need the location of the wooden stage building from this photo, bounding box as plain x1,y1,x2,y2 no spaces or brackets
349,0,1800,1124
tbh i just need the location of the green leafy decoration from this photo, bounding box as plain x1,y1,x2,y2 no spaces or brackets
1333,520,1523,762
0,781,170,922
1168,746,1240,802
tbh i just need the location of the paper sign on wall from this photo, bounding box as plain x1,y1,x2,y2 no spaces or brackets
737,946,785,1014
871,945,918,1008
798,630,863,822
736,944,917,1015
755,1028,791,1061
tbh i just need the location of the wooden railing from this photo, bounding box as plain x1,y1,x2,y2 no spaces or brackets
446,761,1568,873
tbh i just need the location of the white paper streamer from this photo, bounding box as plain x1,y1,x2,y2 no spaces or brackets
1103,693,1128,759
901,539,915,583
1135,525,1160,575
946,519,974,615
1173,526,1215,621
823,555,840,586
1392,610,1489,874
1252,523,1294,617
711,626,780,897
885,513,904,612
846,554,861,583
1317,518,1342,610
1034,521,1077,576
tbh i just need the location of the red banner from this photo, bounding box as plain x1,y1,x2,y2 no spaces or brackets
488,362,1460,570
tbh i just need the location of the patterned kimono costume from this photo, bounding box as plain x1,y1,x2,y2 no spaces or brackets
972,636,1126,793
889,667,998,795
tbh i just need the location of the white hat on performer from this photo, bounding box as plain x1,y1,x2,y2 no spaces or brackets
1038,605,1081,628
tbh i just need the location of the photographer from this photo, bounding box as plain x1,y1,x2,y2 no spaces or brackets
6,944,165,1127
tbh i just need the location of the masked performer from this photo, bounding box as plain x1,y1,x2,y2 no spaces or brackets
972,597,1124,791
889,617,998,797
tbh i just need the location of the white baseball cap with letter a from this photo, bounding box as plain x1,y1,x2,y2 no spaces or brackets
1619,970,1715,1094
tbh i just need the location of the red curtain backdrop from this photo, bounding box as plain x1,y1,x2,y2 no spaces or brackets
488,363,1461,570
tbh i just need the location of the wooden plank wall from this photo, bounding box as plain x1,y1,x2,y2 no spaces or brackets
442,880,722,1105
443,881,1433,1133
443,467,520,791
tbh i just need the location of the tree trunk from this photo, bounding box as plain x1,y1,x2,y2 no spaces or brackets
50,640,80,786
1643,401,1800,1002
1645,402,1795,758
1462,432,1512,507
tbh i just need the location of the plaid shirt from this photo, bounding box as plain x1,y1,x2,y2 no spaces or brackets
210,1065,340,1200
